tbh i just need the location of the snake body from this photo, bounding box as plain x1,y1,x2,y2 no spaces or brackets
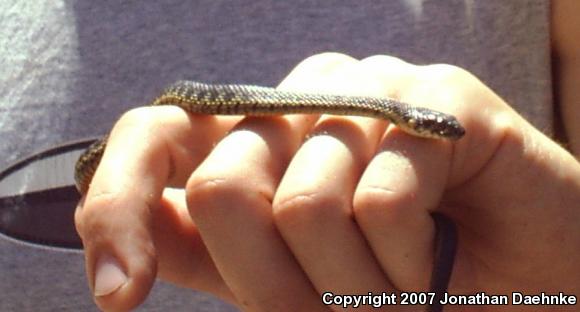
75,80,464,195
74,80,462,312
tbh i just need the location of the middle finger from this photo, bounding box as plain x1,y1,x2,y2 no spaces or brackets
272,56,415,304
186,53,358,311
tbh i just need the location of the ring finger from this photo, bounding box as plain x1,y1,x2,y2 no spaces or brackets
272,55,416,308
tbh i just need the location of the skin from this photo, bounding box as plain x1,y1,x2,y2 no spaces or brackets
552,0,580,156
75,5,580,311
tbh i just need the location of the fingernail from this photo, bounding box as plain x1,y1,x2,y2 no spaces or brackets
94,254,127,297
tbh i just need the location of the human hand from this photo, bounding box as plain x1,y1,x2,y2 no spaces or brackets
74,53,580,311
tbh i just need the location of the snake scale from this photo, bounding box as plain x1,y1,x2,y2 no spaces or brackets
74,80,461,312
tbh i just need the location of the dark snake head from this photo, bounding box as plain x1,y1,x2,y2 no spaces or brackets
398,107,465,141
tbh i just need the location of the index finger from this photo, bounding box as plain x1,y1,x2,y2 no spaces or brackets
74,105,238,311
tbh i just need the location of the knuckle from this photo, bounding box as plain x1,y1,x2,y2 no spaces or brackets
353,186,413,226
113,106,178,143
113,107,158,137
186,175,224,194
185,175,267,217
185,177,227,211
117,106,155,127
294,52,357,73
359,54,408,68
273,191,348,227
74,191,121,238
422,63,476,83
73,205,85,237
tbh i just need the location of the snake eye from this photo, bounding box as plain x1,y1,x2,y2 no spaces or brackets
407,108,465,140
439,119,465,140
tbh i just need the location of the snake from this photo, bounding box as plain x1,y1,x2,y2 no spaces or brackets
74,80,461,312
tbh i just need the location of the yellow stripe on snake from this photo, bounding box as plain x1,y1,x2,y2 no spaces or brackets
73,80,463,312
75,80,465,194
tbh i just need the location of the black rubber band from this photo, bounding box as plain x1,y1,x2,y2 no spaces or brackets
428,212,458,312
